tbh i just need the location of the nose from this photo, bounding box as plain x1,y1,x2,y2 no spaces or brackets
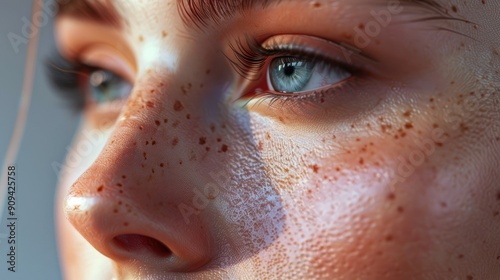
64,79,213,272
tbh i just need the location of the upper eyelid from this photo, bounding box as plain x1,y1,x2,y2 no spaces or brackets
226,34,375,81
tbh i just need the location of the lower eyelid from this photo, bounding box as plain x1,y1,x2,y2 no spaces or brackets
84,98,128,128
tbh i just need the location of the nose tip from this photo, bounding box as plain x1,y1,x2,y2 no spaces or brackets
64,192,212,272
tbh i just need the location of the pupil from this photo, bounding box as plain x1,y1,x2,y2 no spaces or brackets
283,64,295,76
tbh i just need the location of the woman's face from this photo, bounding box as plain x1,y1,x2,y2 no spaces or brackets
53,0,500,279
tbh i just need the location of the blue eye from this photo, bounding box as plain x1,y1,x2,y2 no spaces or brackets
87,69,131,104
268,56,351,93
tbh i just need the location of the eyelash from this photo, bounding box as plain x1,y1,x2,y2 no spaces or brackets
46,52,92,112
227,35,363,107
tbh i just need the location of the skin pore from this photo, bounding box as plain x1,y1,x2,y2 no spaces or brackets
52,0,500,279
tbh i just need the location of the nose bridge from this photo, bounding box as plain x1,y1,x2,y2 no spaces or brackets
64,72,213,271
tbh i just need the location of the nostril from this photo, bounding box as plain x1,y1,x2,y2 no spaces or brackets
113,234,172,258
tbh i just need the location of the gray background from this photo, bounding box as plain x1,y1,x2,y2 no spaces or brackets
1,1,80,279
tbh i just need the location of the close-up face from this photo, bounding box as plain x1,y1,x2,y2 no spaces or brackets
51,0,500,279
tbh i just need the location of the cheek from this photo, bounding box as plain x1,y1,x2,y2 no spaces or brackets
247,88,500,277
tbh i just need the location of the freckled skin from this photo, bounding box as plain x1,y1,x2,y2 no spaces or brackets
54,0,500,279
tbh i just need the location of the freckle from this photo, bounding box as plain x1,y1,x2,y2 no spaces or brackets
435,142,444,147
397,206,404,213
186,114,191,120
205,147,211,152
335,167,341,172
258,141,264,150
405,123,413,129
179,160,183,165
220,144,228,153
356,138,361,142
433,123,439,128
146,141,149,145
162,30,167,38
210,124,216,132
467,275,473,280
460,122,469,132
451,5,458,12
174,100,184,111
312,1,321,7
199,137,207,145
440,201,447,208
122,175,126,179
118,201,122,205
496,191,500,200
155,120,161,126
358,23,365,29
387,193,396,200
139,125,143,130
342,32,353,40
117,183,122,187
457,254,464,259
152,141,156,145
164,118,168,123
160,163,165,167
429,97,434,102
403,110,411,117
172,120,180,128
217,138,221,142
97,185,104,192
311,164,319,173
359,158,364,165
123,222,129,226
172,137,179,146
266,132,271,140
385,235,394,242
278,116,285,123
152,168,155,174
206,69,211,74
143,152,147,160
113,209,118,213
381,124,392,133
138,35,144,42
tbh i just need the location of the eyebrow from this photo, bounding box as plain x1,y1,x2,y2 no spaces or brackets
56,0,122,28
57,0,450,31
177,0,447,30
